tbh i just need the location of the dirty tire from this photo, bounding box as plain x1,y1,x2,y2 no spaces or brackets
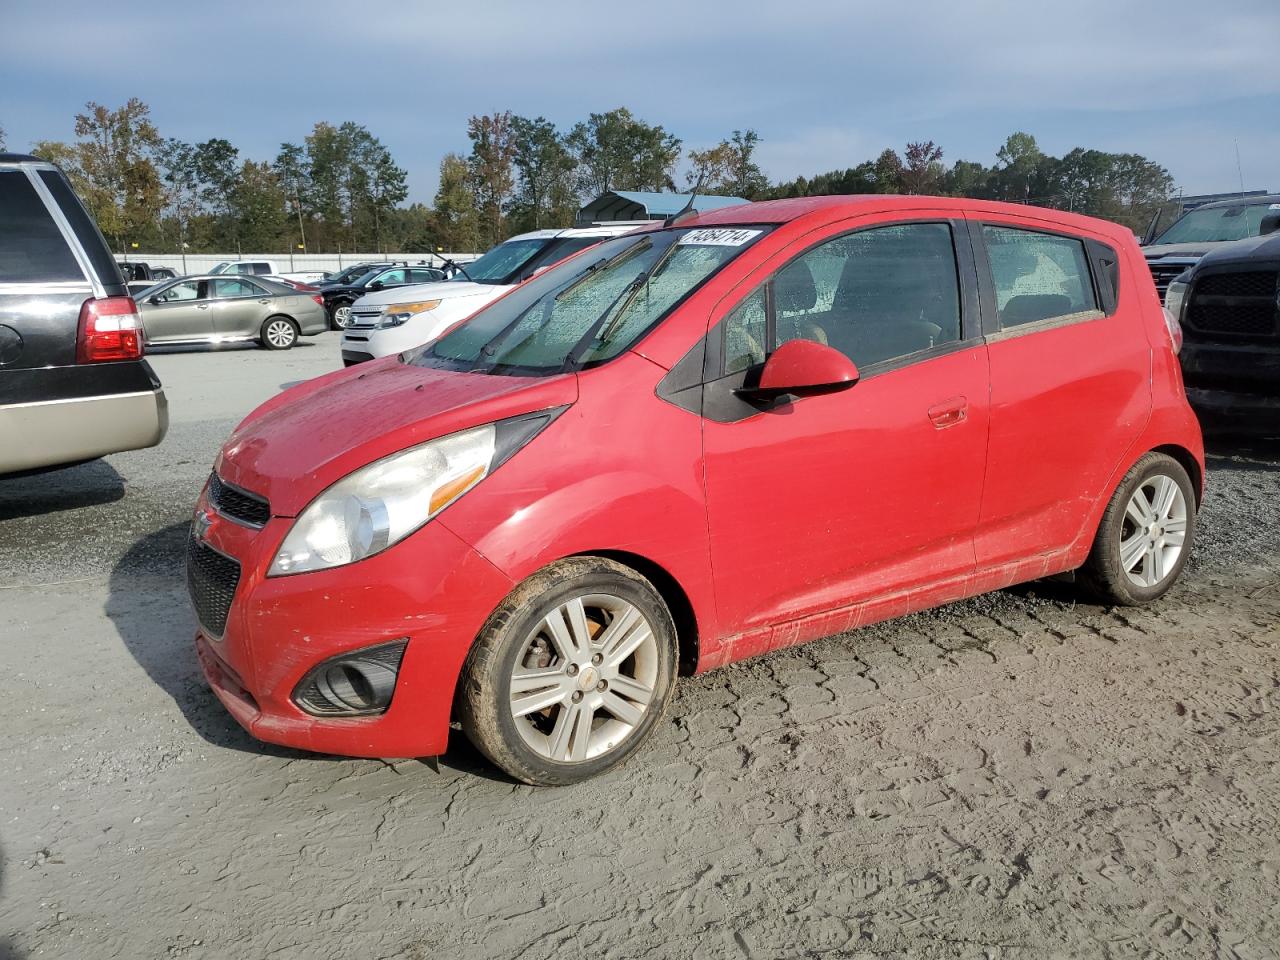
1079,452,1197,606
459,557,678,786
260,316,299,350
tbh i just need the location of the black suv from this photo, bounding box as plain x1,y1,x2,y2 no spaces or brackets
0,154,167,474
318,263,445,329
1167,207,1280,436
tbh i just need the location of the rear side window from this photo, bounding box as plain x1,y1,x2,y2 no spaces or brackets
212,278,260,298
982,225,1099,328
0,171,84,283
38,170,122,287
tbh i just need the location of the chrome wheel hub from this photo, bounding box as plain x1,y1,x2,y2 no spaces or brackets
334,305,352,327
266,320,294,347
508,593,658,763
1119,474,1188,588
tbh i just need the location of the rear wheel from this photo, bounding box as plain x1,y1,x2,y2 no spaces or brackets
459,557,678,786
329,302,353,330
260,316,299,350
1080,452,1196,605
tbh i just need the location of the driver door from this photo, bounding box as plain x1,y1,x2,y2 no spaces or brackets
142,279,210,342
700,215,991,649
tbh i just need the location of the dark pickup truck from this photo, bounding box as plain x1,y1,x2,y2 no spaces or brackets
1166,215,1280,437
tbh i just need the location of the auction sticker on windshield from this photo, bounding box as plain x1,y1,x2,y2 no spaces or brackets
677,228,763,246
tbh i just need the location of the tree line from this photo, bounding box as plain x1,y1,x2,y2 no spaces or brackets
9,100,1177,256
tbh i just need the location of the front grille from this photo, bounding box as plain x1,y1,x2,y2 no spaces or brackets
186,536,241,637
1148,262,1192,298
208,473,269,527
1186,270,1279,340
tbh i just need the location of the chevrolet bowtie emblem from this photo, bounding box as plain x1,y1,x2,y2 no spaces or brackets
193,509,213,541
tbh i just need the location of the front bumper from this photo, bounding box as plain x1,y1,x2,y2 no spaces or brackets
1181,340,1280,437
190,484,514,758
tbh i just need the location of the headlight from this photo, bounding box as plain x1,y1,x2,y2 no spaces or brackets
268,410,563,576
379,299,441,329
1164,279,1189,322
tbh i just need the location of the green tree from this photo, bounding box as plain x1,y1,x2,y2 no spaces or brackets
687,130,767,198
566,108,681,196
466,112,516,246
69,98,164,250
990,131,1048,202
509,115,576,231
433,152,481,252
230,160,288,251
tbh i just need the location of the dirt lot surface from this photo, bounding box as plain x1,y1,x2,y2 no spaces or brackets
2,335,1278,959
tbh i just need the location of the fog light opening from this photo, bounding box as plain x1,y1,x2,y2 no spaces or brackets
292,639,408,717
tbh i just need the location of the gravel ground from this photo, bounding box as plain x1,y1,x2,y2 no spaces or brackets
2,335,1278,960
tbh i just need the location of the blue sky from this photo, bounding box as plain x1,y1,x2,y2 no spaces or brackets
3,0,1278,203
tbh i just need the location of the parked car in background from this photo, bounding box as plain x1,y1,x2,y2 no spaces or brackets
1144,194,1280,297
191,196,1201,785
137,275,327,350
209,259,324,285
339,224,638,365
0,154,167,474
1165,221,1280,437
118,260,180,297
320,262,400,285
319,264,445,330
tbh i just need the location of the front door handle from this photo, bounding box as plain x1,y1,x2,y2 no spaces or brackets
927,397,968,429
197,303,210,310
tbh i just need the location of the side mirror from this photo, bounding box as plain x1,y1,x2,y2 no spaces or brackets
1261,212,1280,237
737,339,859,401
147,295,160,305
368,280,384,291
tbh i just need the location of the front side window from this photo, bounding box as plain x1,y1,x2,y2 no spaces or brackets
377,269,408,285
154,280,203,302
417,226,770,375
723,222,962,372
0,171,83,283
982,225,1098,328
408,268,442,283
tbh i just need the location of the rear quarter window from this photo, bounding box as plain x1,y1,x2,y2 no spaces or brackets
981,225,1100,328
38,169,123,288
0,171,85,283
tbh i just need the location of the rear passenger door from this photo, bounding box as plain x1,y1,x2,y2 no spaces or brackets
967,215,1147,570
700,215,991,642
210,278,270,338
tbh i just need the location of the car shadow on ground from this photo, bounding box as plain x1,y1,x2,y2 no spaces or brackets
147,340,317,356
0,459,124,521
105,521,329,761
105,520,517,779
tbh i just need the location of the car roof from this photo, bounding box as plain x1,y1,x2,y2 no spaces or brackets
506,224,641,242
0,153,47,164
682,194,1137,240
1191,194,1280,210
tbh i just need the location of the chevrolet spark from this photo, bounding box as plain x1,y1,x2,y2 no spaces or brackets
190,196,1204,785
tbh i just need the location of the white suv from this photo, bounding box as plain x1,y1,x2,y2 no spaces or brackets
339,224,639,365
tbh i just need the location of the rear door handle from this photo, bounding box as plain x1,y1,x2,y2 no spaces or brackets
928,397,968,429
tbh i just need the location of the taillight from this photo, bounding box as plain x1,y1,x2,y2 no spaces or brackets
312,294,324,306
77,296,144,363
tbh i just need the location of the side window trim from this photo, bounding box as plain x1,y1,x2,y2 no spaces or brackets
716,217,977,378
970,218,1112,340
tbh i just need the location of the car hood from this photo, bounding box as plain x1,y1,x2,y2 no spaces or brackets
353,280,509,308
1193,232,1280,269
1143,241,1227,261
215,356,578,516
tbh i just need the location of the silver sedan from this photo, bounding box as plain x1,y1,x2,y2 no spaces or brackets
136,276,328,350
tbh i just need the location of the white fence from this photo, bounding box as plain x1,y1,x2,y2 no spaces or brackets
121,252,479,275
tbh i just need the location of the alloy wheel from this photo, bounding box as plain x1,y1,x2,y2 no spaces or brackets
266,319,296,348
508,593,658,763
333,305,352,328
1119,473,1188,587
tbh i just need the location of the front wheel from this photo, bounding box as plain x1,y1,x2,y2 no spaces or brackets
260,316,299,350
458,557,678,786
1080,452,1196,605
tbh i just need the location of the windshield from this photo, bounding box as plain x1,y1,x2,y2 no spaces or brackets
1154,204,1273,245
330,265,377,283
412,225,770,376
349,268,383,287
452,238,552,284
209,261,232,275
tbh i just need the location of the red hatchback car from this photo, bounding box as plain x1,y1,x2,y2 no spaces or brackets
190,196,1203,784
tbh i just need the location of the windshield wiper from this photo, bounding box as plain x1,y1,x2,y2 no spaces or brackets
435,253,474,283
564,269,653,369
